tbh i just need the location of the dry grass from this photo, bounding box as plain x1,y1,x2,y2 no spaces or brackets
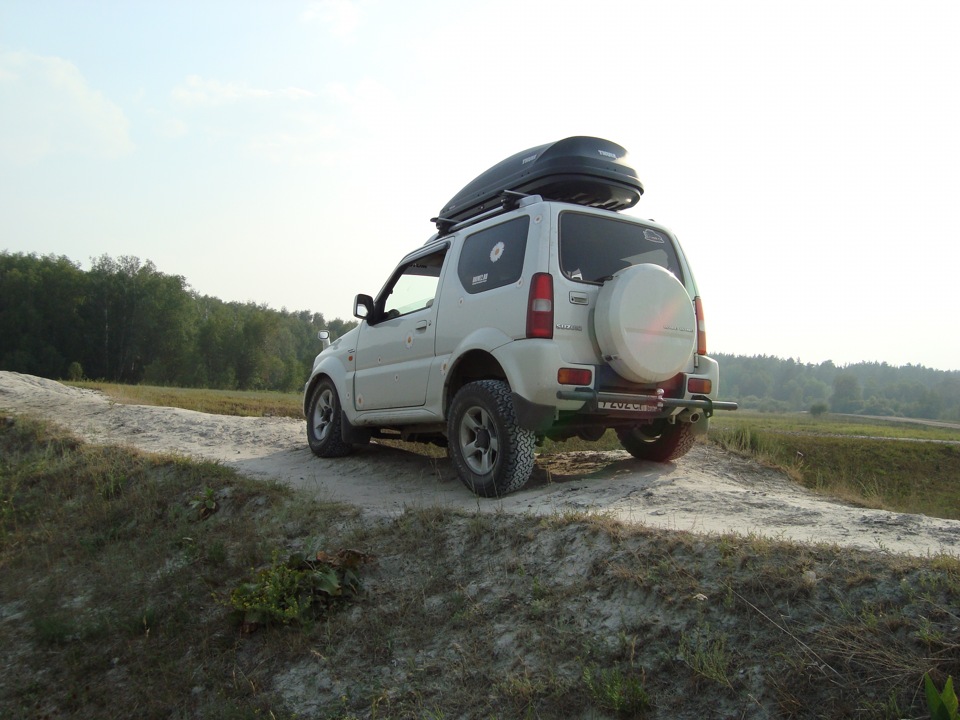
68,380,304,419
1,414,958,719
710,424,960,520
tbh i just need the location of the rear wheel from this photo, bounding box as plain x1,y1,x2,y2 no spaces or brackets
307,379,353,458
447,380,536,497
616,419,697,462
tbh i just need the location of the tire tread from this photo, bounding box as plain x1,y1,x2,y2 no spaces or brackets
448,379,536,497
616,420,696,462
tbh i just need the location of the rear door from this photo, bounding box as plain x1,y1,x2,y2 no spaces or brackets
554,210,686,365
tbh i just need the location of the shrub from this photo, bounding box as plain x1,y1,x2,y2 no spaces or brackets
810,402,829,416
66,361,84,381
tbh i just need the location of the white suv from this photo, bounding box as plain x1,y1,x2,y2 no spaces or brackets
304,137,737,497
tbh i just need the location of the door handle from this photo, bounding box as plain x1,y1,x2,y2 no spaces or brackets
415,320,429,331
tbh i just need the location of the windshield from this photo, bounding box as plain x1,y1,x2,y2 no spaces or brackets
559,212,683,284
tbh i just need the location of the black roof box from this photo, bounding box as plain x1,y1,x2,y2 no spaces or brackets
436,136,643,229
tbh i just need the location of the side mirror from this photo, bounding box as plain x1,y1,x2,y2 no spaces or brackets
317,330,331,349
354,294,374,320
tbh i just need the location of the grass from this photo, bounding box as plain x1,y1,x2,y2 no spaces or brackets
68,380,304,419
1,414,959,718
710,409,960,442
709,418,960,520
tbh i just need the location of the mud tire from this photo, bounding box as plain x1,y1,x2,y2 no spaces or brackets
307,378,353,458
616,419,697,462
447,380,536,497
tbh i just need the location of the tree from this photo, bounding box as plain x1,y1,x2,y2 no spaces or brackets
84,256,193,383
830,373,863,413
0,253,86,378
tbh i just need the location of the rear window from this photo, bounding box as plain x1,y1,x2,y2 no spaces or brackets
559,212,682,284
457,216,530,294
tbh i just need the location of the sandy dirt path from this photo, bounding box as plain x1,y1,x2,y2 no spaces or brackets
2,371,957,557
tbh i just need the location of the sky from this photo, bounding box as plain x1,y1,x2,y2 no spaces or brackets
2,1,959,372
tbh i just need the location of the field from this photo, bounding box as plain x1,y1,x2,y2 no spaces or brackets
71,380,305,419
1,412,958,719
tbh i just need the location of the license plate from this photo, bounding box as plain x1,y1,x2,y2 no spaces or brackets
598,401,660,413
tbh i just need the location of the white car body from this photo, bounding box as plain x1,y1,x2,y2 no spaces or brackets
304,138,736,496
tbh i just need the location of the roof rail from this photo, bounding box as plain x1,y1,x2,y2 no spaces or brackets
431,191,536,234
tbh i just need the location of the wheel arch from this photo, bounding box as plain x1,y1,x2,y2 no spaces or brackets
303,359,350,417
444,349,507,414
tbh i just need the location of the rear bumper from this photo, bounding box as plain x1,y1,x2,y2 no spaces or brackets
556,388,739,413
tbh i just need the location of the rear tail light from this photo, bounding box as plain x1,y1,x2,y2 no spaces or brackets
558,368,593,386
694,296,707,355
526,272,554,339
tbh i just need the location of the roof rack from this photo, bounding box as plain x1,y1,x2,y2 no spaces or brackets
430,190,534,235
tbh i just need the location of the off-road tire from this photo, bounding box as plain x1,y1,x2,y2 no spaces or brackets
307,378,353,458
447,380,536,497
616,419,697,462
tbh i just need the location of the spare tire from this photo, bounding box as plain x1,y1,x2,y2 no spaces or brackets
594,264,696,383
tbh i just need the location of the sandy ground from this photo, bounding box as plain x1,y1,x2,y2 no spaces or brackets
2,371,957,558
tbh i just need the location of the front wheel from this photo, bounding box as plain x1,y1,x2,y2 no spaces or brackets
616,419,698,462
306,378,353,458
447,380,536,497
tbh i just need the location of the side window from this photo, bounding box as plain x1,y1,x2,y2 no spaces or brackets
457,216,530,294
380,248,446,319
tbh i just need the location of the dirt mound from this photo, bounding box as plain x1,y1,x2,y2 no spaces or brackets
2,371,957,557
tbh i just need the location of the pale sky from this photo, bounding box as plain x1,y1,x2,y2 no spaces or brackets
2,1,959,371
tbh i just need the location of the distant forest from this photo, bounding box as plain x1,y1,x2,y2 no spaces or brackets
3,252,959,420
1,252,356,392
716,353,960,421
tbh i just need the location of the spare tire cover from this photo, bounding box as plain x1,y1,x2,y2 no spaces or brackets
594,264,696,383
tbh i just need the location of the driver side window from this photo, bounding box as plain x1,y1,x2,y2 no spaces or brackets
380,248,446,319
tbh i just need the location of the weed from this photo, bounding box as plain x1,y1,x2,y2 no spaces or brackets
678,621,734,688
917,616,946,646
31,612,76,646
190,486,219,519
862,688,908,720
228,549,371,630
925,673,958,720
206,539,228,565
582,663,650,717
96,471,126,499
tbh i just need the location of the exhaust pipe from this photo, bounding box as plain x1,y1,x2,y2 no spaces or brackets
677,409,702,424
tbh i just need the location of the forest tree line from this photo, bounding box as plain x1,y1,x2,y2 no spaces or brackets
1,252,356,392
3,252,959,420
716,353,960,421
